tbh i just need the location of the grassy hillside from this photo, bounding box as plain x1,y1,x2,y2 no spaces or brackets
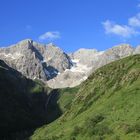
30,55,140,140
46,86,80,124
0,60,49,139
0,59,79,140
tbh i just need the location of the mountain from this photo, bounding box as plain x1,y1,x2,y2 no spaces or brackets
0,40,140,88
0,40,140,139
0,39,72,82
0,59,49,139
47,44,139,88
30,54,140,140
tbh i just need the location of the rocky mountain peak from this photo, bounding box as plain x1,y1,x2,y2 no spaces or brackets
47,42,56,47
16,39,33,49
0,40,140,89
19,38,33,44
45,43,72,73
75,48,98,53
0,39,72,82
46,43,63,53
104,44,134,58
110,44,133,52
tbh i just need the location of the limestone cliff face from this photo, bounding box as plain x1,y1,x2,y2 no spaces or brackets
0,39,72,81
90,44,134,72
134,46,140,54
49,44,135,88
44,43,72,73
0,40,139,88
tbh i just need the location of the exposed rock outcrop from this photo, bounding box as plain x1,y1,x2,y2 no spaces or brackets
0,40,139,88
0,39,72,81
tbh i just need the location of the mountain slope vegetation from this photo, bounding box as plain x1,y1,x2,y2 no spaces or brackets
46,86,80,124
30,55,140,140
0,60,49,139
0,59,79,140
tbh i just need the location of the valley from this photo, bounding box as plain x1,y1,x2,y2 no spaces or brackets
0,46,140,139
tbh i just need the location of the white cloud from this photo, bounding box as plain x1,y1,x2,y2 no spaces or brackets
102,20,137,38
39,31,61,41
129,13,140,27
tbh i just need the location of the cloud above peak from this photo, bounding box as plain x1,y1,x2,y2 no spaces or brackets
128,13,140,27
102,6,140,39
39,31,61,41
102,20,137,38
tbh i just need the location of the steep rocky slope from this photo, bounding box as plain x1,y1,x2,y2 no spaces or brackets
0,39,72,81
47,44,139,88
0,40,140,88
31,55,140,140
0,40,47,80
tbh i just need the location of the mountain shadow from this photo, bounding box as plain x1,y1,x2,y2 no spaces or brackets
0,59,59,139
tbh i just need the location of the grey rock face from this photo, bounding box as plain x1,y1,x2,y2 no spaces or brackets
47,70,87,88
0,40,138,89
134,46,140,54
45,43,72,72
69,48,102,66
0,39,72,81
91,44,134,71
0,39,47,80
47,44,135,88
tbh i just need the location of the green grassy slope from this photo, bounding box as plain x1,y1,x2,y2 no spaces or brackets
0,60,48,139
30,55,140,140
46,86,80,124
57,87,80,113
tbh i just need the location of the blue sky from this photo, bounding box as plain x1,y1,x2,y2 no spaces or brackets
0,0,140,52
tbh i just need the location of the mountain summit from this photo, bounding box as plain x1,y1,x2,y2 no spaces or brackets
0,40,140,88
0,39,72,82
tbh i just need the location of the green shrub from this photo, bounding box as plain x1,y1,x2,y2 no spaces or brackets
135,123,140,133
91,124,113,136
86,115,105,128
71,126,82,137
123,122,140,134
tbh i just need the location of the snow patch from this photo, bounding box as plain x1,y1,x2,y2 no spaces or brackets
71,59,80,63
41,60,46,63
82,76,88,80
64,59,92,73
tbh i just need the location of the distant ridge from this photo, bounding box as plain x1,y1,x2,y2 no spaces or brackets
0,40,140,88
